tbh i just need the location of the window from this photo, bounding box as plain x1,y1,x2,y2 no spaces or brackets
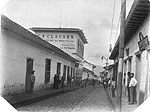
71,68,73,78
67,66,70,76
57,63,61,75
73,68,75,78
63,65,67,79
45,59,51,84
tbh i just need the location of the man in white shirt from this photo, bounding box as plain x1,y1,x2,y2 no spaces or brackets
129,73,137,104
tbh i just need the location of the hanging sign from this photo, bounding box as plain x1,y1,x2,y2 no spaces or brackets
138,32,149,51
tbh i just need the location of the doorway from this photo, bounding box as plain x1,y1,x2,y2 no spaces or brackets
136,54,141,104
56,63,61,75
45,59,51,84
63,65,67,81
25,58,33,92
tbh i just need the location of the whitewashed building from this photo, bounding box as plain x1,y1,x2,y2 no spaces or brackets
109,0,150,105
82,60,96,80
30,27,88,79
1,15,79,96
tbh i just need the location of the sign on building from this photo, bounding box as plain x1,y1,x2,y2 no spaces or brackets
138,32,149,51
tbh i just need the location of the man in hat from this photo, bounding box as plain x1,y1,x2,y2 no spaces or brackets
129,73,137,104
127,72,131,102
30,70,35,93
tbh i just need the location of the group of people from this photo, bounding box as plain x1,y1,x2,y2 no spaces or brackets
29,70,137,104
103,77,116,98
29,70,76,93
103,72,137,103
127,72,137,105
53,73,65,89
53,73,76,89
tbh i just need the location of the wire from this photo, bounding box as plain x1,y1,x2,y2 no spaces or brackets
108,0,116,55
110,0,116,45
114,11,121,46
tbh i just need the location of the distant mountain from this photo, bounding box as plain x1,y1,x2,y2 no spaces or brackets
94,65,104,76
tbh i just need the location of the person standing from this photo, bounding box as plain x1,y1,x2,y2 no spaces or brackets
108,78,111,91
129,73,137,104
127,72,131,102
111,78,116,98
103,78,107,88
53,74,57,89
71,76,75,87
61,74,65,88
57,74,60,89
85,78,88,87
67,75,71,87
30,70,35,94
54,73,59,89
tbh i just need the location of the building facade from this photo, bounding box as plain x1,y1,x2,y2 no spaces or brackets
30,27,88,79
82,60,96,80
82,67,94,80
1,15,78,96
109,0,150,105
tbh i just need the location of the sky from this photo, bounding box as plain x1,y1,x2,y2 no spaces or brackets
1,0,134,66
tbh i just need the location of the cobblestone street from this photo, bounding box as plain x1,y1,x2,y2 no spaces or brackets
17,85,114,112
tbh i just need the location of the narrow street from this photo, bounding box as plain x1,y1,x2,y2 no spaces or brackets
17,85,114,112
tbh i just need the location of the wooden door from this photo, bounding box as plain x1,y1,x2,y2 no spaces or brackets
25,58,33,92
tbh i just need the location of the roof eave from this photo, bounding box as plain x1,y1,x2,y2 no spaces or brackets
109,0,150,60
1,15,79,63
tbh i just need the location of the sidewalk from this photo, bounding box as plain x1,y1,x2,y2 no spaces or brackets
3,86,80,108
105,88,138,112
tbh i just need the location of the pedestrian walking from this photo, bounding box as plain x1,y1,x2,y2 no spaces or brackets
128,73,137,105
30,70,35,94
111,78,115,97
127,72,131,102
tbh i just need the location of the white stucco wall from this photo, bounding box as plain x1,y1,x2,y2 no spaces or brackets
123,15,150,93
140,51,148,92
82,72,88,80
1,28,75,96
36,32,77,55
88,73,94,79
82,71,93,80
34,31,85,60
83,62,93,72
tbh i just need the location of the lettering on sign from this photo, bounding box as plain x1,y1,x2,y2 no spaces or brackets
37,33,76,50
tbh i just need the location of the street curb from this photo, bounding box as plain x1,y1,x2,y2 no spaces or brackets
12,87,80,108
104,88,116,110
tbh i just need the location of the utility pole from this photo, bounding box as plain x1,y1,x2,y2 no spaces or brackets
116,0,126,112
